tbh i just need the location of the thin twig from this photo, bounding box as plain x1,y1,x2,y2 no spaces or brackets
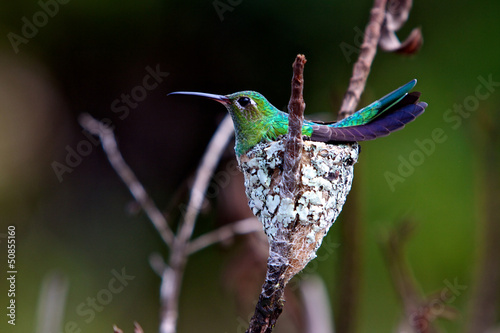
245,54,307,333
134,322,145,333
335,2,388,331
334,1,387,332
79,114,175,247
160,114,234,333
299,276,334,333
466,114,500,333
80,112,237,333
113,325,124,333
338,0,388,120
381,221,427,332
175,114,235,247
149,252,167,277
381,220,458,333
187,217,262,254
34,271,68,333
379,0,423,54
335,179,362,333
334,0,426,331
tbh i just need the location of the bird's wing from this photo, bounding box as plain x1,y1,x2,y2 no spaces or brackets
333,79,417,128
310,92,426,142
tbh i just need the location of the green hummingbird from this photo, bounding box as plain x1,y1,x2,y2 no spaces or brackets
169,80,427,156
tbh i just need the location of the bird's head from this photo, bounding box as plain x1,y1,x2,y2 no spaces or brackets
169,90,280,155
169,90,276,120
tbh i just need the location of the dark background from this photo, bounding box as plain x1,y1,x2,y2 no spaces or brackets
0,0,499,332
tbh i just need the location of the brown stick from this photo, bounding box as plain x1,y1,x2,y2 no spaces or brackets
338,0,388,121
160,114,234,333
79,114,175,247
246,54,307,333
335,179,362,333
246,240,289,333
335,1,387,332
281,54,307,198
336,0,423,330
381,220,435,333
466,118,500,333
80,113,237,333
187,217,262,254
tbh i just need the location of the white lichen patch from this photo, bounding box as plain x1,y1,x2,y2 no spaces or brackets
238,139,359,282
266,194,280,214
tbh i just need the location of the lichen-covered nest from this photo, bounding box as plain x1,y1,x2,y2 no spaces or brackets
238,139,359,282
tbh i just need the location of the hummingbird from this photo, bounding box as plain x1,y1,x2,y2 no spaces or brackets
169,80,427,156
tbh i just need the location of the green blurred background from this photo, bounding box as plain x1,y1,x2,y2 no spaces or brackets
0,0,499,332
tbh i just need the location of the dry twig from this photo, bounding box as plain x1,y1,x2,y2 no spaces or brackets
158,114,234,333
466,113,500,333
34,271,68,333
338,0,388,121
81,113,262,333
245,54,308,333
188,217,262,254
379,0,423,54
299,276,334,333
381,220,459,333
335,1,422,331
281,54,307,199
79,114,175,247
113,325,124,333
335,0,388,330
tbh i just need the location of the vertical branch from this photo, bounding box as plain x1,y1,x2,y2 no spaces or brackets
160,114,234,333
335,178,362,333
246,243,289,333
381,221,434,333
338,0,388,120
34,272,68,333
299,275,335,333
80,113,236,333
176,115,235,245
466,114,500,333
78,114,175,247
335,0,423,330
247,54,307,333
382,220,458,332
336,0,387,332
281,54,307,198
382,221,422,319
335,1,387,331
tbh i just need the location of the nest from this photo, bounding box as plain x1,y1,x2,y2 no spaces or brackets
238,139,359,282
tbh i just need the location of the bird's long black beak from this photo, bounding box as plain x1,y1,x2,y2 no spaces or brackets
168,91,230,105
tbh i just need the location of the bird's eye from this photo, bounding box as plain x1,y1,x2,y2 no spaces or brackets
237,97,251,107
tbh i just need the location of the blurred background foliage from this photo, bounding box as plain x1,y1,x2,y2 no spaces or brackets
0,0,499,332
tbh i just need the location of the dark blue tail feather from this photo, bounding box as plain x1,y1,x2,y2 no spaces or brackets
310,92,427,142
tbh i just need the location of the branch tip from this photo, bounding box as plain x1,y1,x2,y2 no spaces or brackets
281,54,307,199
